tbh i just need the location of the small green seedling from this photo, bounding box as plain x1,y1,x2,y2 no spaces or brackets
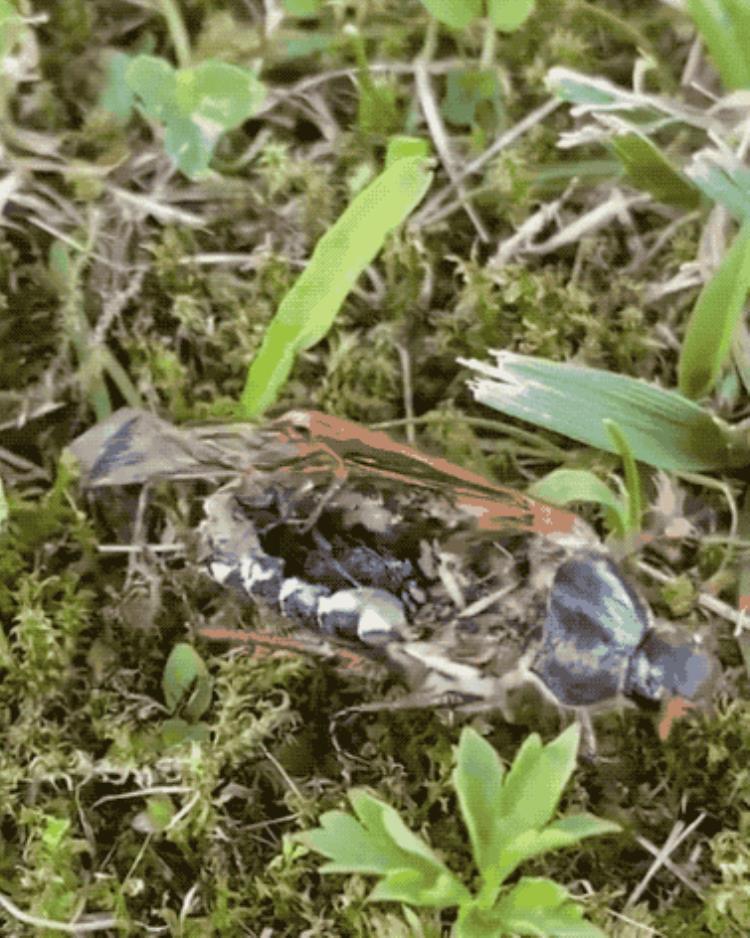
526,417,643,540
529,468,631,540
297,725,619,937
101,53,266,178
161,642,213,746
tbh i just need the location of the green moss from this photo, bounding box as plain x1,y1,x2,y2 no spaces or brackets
0,0,745,931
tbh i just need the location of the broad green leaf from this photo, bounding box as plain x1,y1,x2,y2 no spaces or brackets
491,877,607,937
455,901,509,938
452,728,505,878
528,468,628,535
547,814,622,841
162,643,212,720
492,815,621,882
298,789,468,908
386,135,431,165
688,152,750,220
100,51,135,120
298,809,408,873
488,0,535,33
369,867,469,908
460,350,750,471
610,133,701,209
467,726,582,887
419,0,482,29
351,790,450,871
161,717,211,748
686,0,750,89
240,153,432,417
678,221,750,399
164,114,212,178
497,725,578,837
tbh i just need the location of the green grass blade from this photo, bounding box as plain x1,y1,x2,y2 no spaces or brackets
239,148,432,418
687,152,750,221
460,351,750,471
610,133,701,209
686,0,750,89
602,419,642,534
678,221,750,399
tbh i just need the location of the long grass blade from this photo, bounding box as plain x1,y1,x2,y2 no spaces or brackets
678,221,750,399
240,147,432,418
460,351,750,471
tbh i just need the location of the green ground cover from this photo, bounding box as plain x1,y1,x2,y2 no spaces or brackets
1,0,750,934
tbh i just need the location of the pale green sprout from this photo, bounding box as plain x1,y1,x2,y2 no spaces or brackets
160,643,213,747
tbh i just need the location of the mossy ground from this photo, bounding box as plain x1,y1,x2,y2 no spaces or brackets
1,0,749,934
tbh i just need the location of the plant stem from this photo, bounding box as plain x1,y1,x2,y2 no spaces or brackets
156,0,191,68
419,15,438,62
480,17,496,70
604,419,642,534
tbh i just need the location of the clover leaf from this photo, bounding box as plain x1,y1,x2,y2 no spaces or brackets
123,54,266,177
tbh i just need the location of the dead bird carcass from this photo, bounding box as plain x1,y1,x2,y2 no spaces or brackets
70,408,717,733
